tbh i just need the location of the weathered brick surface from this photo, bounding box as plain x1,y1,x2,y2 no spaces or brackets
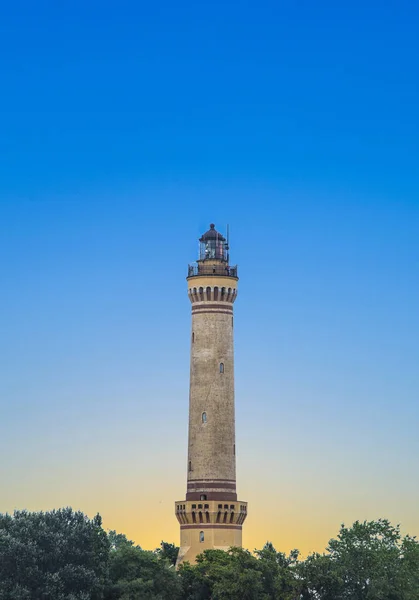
188,306,236,483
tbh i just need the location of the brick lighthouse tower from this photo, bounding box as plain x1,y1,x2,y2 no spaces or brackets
175,224,247,566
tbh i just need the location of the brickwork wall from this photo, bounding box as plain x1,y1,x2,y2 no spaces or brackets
187,305,236,484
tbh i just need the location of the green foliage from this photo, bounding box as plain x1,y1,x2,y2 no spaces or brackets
255,543,301,599
299,519,419,600
108,531,137,551
106,543,182,600
179,546,300,600
0,508,109,600
155,541,179,566
1,511,418,600
179,548,258,599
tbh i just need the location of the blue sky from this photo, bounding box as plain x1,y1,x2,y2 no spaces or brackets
0,1,418,552
1,1,418,196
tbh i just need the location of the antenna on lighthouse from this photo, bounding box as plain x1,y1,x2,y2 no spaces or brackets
226,224,230,263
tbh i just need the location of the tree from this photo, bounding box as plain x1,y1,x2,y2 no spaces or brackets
0,508,109,600
108,531,136,551
399,534,419,600
179,547,265,600
179,545,303,600
155,541,179,566
106,543,182,600
299,519,419,600
255,543,301,599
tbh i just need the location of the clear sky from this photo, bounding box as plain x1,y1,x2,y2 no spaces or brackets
0,1,418,555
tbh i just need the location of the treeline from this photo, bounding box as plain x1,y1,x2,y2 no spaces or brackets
0,508,418,599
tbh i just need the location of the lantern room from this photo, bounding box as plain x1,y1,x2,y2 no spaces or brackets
187,223,238,278
199,224,228,262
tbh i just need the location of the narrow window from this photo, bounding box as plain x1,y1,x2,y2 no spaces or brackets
202,412,207,424
188,461,192,472
219,363,224,374
192,512,196,523
216,511,221,523
233,444,235,456
223,512,228,523
199,512,203,523
199,531,204,542
192,332,194,343
232,316,234,327
230,512,234,523
206,511,210,523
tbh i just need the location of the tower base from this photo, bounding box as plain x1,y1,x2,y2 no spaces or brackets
175,499,247,567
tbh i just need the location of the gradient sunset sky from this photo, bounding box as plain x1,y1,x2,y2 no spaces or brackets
1,1,418,556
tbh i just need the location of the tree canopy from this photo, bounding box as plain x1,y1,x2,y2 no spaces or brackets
0,508,109,600
300,519,419,600
0,510,418,600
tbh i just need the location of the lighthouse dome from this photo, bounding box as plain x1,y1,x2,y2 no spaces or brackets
199,224,226,242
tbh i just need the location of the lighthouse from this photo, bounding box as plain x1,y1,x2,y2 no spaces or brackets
175,224,247,566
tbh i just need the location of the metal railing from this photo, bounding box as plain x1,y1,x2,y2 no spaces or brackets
187,264,238,278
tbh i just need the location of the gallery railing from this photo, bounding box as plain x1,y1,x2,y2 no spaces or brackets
187,264,238,278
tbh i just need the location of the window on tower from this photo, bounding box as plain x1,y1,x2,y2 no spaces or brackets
219,363,224,373
189,461,192,472
199,531,204,542
202,412,207,423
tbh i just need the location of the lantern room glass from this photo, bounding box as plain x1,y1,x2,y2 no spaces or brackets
200,239,227,261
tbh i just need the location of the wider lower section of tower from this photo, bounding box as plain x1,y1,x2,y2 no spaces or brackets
175,498,247,566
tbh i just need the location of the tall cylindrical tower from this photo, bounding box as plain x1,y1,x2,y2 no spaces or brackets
175,224,247,567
